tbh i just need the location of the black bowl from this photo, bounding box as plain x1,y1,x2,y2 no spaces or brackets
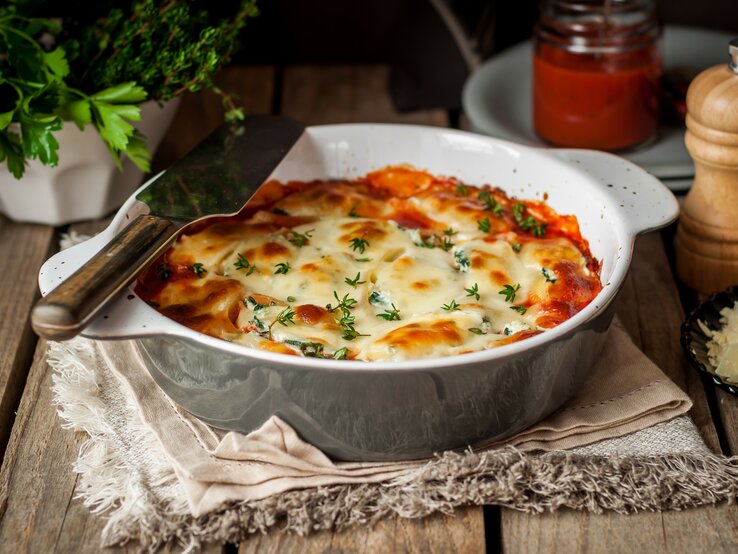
681,286,738,397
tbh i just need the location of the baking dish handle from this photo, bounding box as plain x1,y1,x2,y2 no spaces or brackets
551,148,680,236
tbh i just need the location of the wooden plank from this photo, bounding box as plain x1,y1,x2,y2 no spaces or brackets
0,217,55,456
240,508,484,553
281,65,448,126
501,233,737,553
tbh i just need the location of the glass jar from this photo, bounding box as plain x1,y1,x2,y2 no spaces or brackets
533,0,662,151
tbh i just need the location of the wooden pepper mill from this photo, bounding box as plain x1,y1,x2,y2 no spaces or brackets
676,39,738,293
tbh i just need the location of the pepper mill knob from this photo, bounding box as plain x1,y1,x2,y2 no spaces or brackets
675,39,738,293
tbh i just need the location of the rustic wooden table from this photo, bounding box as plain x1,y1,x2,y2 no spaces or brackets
0,65,736,553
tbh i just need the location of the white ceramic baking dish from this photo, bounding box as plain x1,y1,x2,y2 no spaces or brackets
39,124,679,461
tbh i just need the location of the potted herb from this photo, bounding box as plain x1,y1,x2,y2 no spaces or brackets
0,0,258,224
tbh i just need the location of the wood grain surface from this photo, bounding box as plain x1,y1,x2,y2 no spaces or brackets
0,218,55,454
0,64,736,553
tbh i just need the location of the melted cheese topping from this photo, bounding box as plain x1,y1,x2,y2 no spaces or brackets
136,166,602,361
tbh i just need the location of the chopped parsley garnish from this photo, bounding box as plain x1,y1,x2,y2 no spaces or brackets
511,242,522,253
478,190,503,216
349,237,370,254
344,272,366,288
456,183,469,197
288,229,314,247
190,263,206,277
333,347,349,360
274,262,291,275
249,315,267,333
443,227,457,236
274,306,296,326
245,296,266,310
287,295,296,303
465,283,480,300
234,253,257,275
354,257,371,263
156,263,172,281
499,283,520,303
441,300,460,312
510,305,527,315
284,339,324,357
513,202,546,236
348,204,361,218
468,327,486,335
542,267,557,283
272,207,289,216
439,235,455,251
368,291,390,307
454,249,470,272
376,303,401,321
477,217,491,233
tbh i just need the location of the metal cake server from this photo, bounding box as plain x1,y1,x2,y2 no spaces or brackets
31,115,305,340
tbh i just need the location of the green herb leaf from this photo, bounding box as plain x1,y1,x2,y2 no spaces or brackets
510,305,527,315
275,306,296,326
443,227,457,236
456,183,469,197
344,272,366,288
272,207,289,216
286,295,296,302
333,347,349,360
511,242,522,253
542,267,557,283
234,253,256,275
19,111,62,166
441,300,460,312
349,236,369,254
477,217,490,233
465,283,480,300
190,262,206,277
376,303,401,321
274,262,291,275
454,249,470,272
288,229,313,247
468,327,485,335
498,283,520,303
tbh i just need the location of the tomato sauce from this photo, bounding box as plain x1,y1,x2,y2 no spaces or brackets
534,42,660,151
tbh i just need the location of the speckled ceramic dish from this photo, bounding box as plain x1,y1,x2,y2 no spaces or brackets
38,124,679,461
681,286,738,397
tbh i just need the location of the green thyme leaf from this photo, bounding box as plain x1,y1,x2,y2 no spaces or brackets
349,237,370,254
344,272,366,288
376,303,401,321
234,253,256,275
499,283,520,303
441,300,460,312
465,283,480,300
274,262,291,275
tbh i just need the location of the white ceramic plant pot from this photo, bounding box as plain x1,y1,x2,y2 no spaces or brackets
0,98,180,225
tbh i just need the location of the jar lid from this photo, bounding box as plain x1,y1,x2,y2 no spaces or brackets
536,0,661,54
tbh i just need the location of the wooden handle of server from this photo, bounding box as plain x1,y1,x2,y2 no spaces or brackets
31,214,178,340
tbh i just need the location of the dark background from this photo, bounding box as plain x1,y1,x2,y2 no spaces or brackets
234,0,738,111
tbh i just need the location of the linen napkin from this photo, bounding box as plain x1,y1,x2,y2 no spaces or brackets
94,320,692,517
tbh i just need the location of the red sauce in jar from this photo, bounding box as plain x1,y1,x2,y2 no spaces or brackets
533,0,661,151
